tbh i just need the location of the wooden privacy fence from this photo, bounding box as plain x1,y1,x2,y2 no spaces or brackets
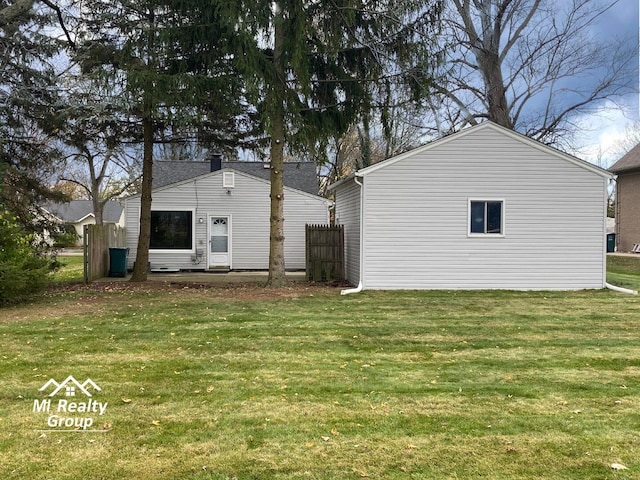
305,224,344,282
83,224,126,282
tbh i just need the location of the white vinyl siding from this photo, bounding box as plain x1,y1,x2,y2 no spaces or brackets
347,124,609,290
124,169,328,271
223,172,235,188
334,178,361,286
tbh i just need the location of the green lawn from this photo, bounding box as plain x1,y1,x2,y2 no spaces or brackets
53,255,85,283
1,260,639,479
607,254,640,291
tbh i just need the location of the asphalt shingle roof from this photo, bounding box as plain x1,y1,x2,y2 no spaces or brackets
45,200,123,223
152,160,320,196
609,143,640,174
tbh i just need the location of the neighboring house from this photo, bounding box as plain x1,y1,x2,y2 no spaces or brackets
609,143,640,253
123,158,330,271
330,122,611,291
44,200,124,246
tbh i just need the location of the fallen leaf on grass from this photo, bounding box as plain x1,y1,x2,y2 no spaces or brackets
121,398,132,403
151,420,161,426
611,463,628,470
331,428,340,436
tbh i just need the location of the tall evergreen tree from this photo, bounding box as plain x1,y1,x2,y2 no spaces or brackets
225,0,444,286
0,1,67,227
76,0,254,281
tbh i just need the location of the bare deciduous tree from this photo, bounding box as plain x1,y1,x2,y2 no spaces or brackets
429,0,637,149
58,78,141,225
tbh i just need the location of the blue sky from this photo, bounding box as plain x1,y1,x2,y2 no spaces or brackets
575,0,639,165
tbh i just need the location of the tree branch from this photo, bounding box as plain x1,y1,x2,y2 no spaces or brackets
40,0,76,50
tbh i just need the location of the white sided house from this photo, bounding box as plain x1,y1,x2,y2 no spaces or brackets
124,158,330,272
331,122,611,291
44,200,124,246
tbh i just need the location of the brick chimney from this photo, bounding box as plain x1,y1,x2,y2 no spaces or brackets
209,153,223,172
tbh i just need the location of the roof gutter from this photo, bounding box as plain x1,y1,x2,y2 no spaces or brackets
341,175,364,295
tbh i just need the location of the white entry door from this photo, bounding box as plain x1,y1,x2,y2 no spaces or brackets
208,216,230,268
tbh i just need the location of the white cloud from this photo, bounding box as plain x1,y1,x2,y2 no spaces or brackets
572,102,638,168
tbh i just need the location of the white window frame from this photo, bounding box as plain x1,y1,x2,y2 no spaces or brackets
468,199,505,237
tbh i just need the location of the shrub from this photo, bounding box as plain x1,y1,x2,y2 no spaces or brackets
52,223,80,248
0,210,56,305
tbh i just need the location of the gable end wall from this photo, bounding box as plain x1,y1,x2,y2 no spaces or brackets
124,171,328,271
360,127,607,290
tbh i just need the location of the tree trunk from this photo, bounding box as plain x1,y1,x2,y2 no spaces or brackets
478,50,513,129
92,196,104,225
130,114,153,282
266,8,287,288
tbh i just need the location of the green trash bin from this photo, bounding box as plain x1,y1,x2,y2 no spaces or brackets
109,247,129,277
607,233,616,253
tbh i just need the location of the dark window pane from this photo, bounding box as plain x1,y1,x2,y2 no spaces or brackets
486,202,502,233
470,202,485,233
150,211,192,249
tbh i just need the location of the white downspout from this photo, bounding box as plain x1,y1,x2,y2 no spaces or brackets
605,283,638,295
341,175,364,295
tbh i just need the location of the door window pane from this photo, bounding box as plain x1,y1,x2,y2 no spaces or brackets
212,218,227,235
211,218,228,253
211,236,228,253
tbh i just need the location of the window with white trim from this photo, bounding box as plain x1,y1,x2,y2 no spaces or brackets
150,211,193,250
469,200,504,235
